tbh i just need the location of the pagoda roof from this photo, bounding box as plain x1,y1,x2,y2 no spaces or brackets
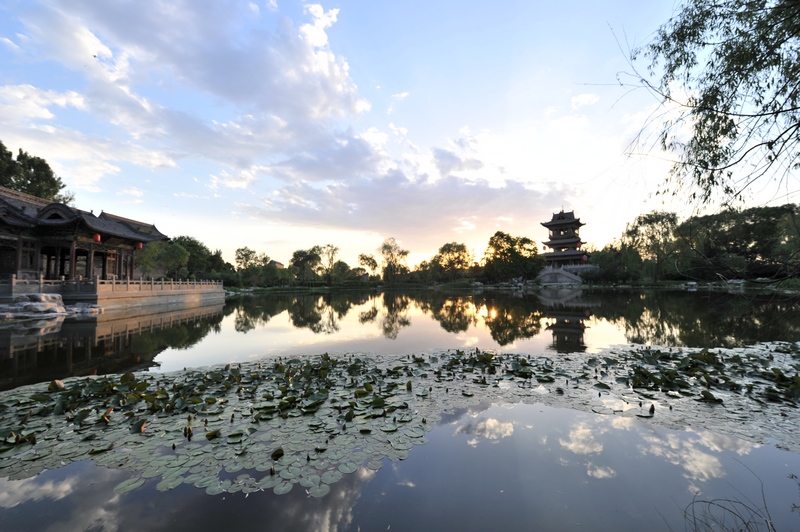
0,186,168,243
541,210,584,228
543,236,583,247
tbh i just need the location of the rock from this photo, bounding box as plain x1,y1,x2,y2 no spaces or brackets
21,301,66,314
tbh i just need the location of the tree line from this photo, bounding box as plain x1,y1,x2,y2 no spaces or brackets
584,204,800,284
138,231,546,288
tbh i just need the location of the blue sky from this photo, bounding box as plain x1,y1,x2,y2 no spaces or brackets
0,0,737,267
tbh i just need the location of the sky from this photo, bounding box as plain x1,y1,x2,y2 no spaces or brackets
0,0,765,269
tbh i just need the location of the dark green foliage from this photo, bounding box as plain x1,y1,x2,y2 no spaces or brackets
0,140,70,203
480,231,544,283
581,243,642,284
674,204,800,279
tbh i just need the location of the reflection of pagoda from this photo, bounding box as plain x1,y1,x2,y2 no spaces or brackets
541,210,588,267
538,288,599,353
545,309,590,353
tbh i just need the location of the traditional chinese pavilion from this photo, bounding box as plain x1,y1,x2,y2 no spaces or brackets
541,210,589,268
0,186,168,281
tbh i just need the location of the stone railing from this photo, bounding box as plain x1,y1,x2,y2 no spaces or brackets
0,275,223,296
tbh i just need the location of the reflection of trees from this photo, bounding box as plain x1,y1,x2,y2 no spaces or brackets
381,293,412,339
288,292,371,334
228,295,294,333
226,292,371,336
588,289,800,347
414,292,544,344
417,293,478,333
482,302,543,345
130,313,224,353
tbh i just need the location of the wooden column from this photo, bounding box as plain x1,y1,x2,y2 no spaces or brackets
69,241,77,280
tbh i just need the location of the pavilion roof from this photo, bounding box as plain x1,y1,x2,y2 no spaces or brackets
0,186,168,243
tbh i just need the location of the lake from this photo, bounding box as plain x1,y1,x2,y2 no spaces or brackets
1,287,800,531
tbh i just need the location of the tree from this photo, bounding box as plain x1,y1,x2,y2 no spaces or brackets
623,211,678,281
481,231,543,283
632,0,800,203
358,254,378,277
330,260,353,284
674,204,799,279
379,237,409,284
234,247,258,270
135,241,189,279
432,242,473,282
318,244,340,285
581,243,643,284
172,236,212,278
290,246,322,285
160,242,190,278
0,140,72,203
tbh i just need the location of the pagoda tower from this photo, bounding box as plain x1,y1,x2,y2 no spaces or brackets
541,210,588,268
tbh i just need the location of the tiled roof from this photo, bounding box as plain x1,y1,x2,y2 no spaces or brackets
0,186,169,242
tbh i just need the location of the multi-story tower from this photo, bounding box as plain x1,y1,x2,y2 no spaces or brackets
541,210,588,268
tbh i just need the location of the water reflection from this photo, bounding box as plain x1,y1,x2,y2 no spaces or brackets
0,303,224,391
2,288,799,388
3,403,796,531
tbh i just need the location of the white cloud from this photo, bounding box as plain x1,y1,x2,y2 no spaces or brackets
118,187,144,197
210,169,257,190
7,0,370,192
571,93,600,110
0,84,85,122
242,169,569,252
0,37,20,52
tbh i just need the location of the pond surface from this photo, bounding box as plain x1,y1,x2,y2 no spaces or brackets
1,287,799,531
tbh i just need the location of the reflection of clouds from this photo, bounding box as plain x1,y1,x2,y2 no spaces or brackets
1,461,379,532
0,466,128,532
456,417,514,443
0,476,78,507
586,463,617,479
559,423,603,455
639,432,724,486
693,429,759,456
458,334,480,347
609,417,635,430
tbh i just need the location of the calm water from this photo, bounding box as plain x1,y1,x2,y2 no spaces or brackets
3,287,799,389
2,288,800,531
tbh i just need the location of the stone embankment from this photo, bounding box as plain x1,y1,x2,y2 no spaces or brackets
0,293,102,320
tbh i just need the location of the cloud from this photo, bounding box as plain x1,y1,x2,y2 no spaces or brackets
456,417,514,442
5,0,370,191
391,92,409,100
264,133,388,182
0,36,21,52
210,168,258,190
559,423,603,455
432,147,484,177
242,169,569,251
571,93,600,110
118,187,143,197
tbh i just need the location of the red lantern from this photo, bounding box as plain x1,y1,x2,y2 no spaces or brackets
92,233,101,243
582,254,588,262
136,242,143,250
543,245,547,250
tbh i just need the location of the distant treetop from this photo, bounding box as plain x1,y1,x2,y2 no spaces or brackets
0,140,73,204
